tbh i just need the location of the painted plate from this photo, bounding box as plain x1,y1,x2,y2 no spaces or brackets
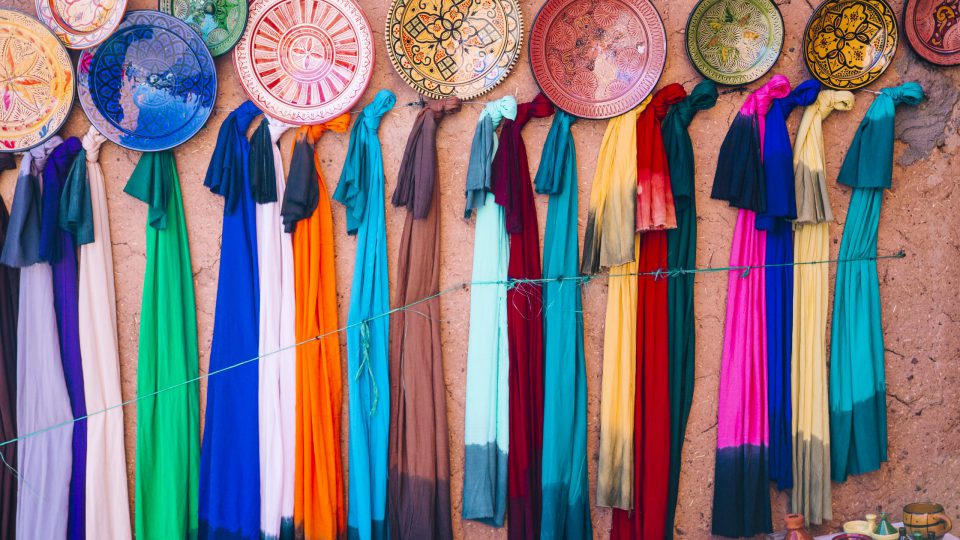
529,0,666,118
234,0,374,125
0,9,74,153
36,0,127,49
158,0,247,57
904,0,960,65
77,10,217,151
803,0,898,89
386,0,523,100
686,0,784,86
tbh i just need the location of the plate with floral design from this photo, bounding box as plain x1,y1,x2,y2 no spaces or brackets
903,0,960,65
529,0,666,118
36,0,128,49
387,0,523,99
234,0,374,125
0,9,74,153
803,0,898,89
686,0,784,86
158,0,247,57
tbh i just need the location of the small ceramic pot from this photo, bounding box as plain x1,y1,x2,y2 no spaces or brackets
784,514,813,540
843,521,871,534
904,502,954,539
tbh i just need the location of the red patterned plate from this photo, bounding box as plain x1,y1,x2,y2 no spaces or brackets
529,0,666,119
233,0,374,125
904,0,960,65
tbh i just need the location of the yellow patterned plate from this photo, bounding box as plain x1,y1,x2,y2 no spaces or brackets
386,0,523,99
803,0,898,90
0,9,74,153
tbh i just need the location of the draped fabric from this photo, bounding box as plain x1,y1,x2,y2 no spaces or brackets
286,116,351,540
388,98,460,540
199,101,262,540
662,80,718,540
760,80,820,492
790,89,854,525
711,76,790,538
593,99,648,511
0,178,18,540
40,137,86,540
333,90,395,540
252,115,296,540
4,139,72,540
830,83,924,482
535,109,592,540
126,150,200,540
74,127,132,539
461,96,515,527
490,93,553,540
612,84,686,540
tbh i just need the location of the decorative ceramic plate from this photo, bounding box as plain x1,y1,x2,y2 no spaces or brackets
77,10,217,151
387,0,523,99
0,9,74,153
686,0,784,86
903,0,960,65
36,0,127,49
803,0,898,89
529,0,666,118
234,0,374,125
158,0,247,57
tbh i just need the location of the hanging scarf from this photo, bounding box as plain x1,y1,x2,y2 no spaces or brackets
830,82,924,482
535,109,593,539
711,75,789,539
0,176,17,540
760,80,821,493
490,93,553,540
612,83,687,540
251,115,296,540
388,97,460,540
333,90,395,540
286,115,351,540
461,96,515,527
790,89,854,525
662,80,718,540
40,137,86,540
126,150,200,540
199,101,263,540
593,98,648,511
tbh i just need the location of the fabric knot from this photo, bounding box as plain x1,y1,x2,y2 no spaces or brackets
27,136,64,177
743,74,791,116
883,81,925,106
234,100,262,133
818,89,855,116
268,117,292,143
426,96,462,118
361,89,396,129
515,92,554,126
483,95,518,126
675,80,719,127
783,79,821,111
82,126,107,162
302,113,351,143
651,83,688,120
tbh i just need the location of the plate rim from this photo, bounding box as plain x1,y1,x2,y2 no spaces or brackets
157,0,248,57
901,0,960,66
684,0,785,87
0,7,76,154
35,0,129,50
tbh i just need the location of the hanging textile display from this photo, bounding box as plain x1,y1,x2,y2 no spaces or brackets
40,137,85,540
830,82,924,482
0,179,17,540
388,97,460,540
69,127,132,539
461,96,516,528
791,89,855,525
333,89,395,540
536,108,593,539
612,83,687,540
491,93,554,540
250,114,296,539
662,80,719,540
199,101,263,540
590,98,647,511
711,75,790,539
126,150,200,540
284,116,351,540
758,80,820,492
2,137,73,540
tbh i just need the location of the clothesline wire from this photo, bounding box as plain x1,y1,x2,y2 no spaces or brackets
0,249,906,451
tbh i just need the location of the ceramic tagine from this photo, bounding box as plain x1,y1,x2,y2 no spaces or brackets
785,513,814,540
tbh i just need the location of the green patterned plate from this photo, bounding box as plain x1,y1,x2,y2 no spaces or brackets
685,0,784,86
158,0,246,57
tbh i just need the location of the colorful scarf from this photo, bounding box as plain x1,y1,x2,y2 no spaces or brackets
0,169,17,540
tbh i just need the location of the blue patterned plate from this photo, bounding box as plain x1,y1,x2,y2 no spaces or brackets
77,10,216,151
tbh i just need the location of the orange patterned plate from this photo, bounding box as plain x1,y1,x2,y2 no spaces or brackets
36,0,127,49
803,0,898,89
904,0,960,65
234,0,374,125
0,9,74,153
529,0,666,119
